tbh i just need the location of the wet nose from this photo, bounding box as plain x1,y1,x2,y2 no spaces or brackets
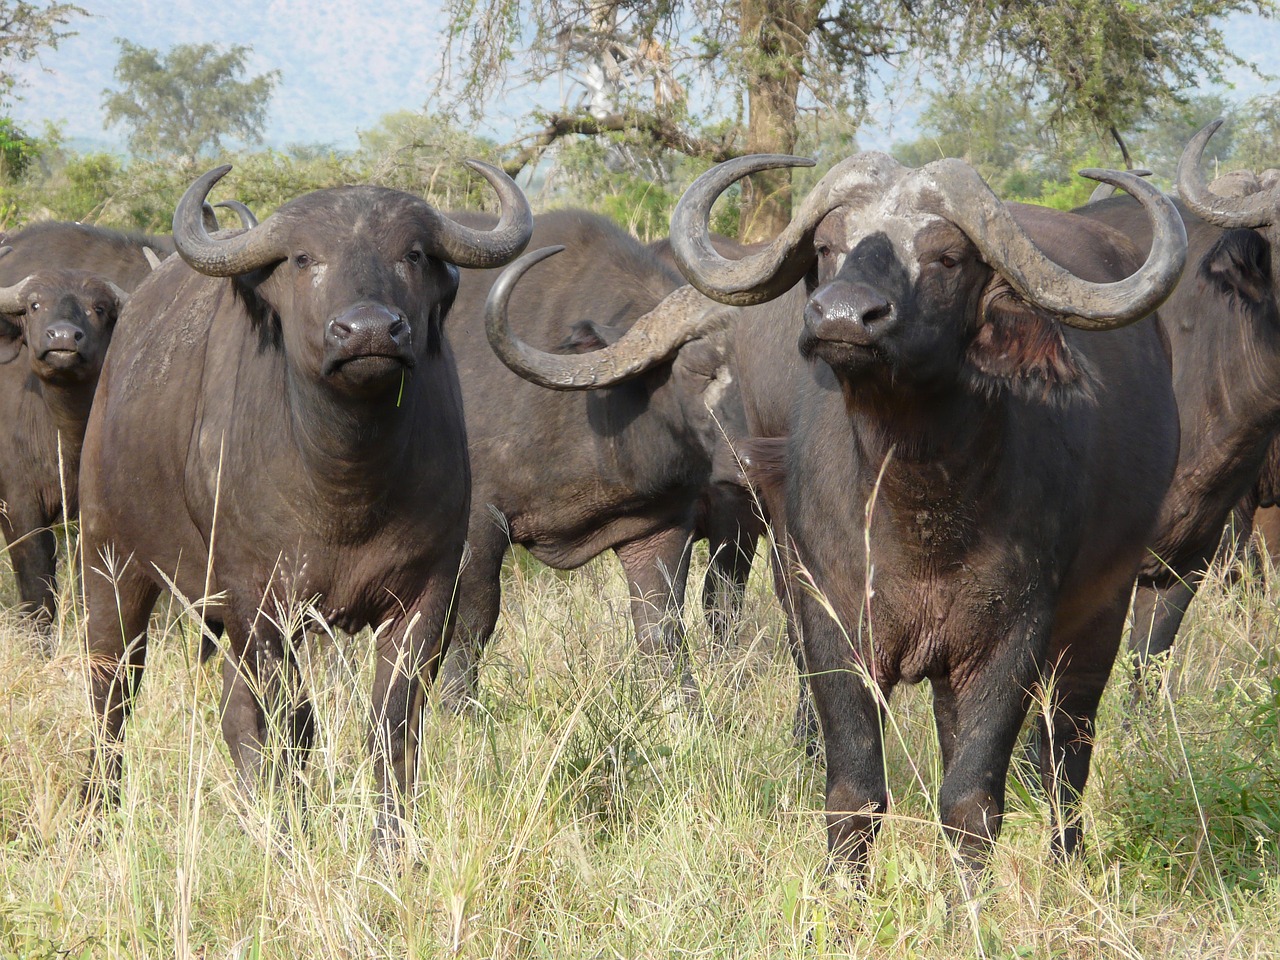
43,321,85,351
804,280,896,345
326,304,410,352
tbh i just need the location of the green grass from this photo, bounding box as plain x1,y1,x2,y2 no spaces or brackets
0,539,1277,959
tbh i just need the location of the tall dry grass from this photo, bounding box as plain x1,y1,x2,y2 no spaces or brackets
0,533,1276,958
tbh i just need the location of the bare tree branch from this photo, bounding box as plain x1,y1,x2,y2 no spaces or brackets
501,110,741,177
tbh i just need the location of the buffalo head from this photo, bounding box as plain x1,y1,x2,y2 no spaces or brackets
174,162,531,399
0,265,127,383
667,153,1186,402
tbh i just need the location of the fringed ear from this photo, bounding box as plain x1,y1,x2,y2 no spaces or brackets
558,318,624,353
0,313,22,364
1200,228,1272,306
964,279,1096,405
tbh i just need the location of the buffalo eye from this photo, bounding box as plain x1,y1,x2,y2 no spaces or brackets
404,247,424,265
816,243,832,259
29,299,39,312
94,304,106,317
293,252,313,269
938,254,960,269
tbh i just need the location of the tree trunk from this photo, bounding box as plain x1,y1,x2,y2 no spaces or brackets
738,0,817,243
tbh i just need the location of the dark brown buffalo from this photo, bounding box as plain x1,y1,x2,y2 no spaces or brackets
0,223,172,648
644,152,1185,877
77,162,531,848
436,209,744,708
647,235,768,646
1078,121,1280,676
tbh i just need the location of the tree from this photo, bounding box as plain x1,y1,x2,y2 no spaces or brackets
444,0,1275,242
101,40,280,161
0,1,86,108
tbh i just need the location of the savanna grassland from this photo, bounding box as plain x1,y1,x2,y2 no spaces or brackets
1,530,1277,959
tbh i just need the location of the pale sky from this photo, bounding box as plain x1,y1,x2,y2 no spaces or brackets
8,3,1279,155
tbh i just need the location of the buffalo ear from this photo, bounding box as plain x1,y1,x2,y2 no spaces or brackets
558,318,624,353
965,280,1096,404
1201,228,1272,305
0,313,22,364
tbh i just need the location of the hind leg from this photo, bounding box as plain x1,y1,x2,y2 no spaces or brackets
615,525,698,706
437,521,508,711
81,550,160,808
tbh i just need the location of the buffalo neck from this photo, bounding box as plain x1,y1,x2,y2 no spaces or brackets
840,375,997,484
281,362,423,508
36,371,97,464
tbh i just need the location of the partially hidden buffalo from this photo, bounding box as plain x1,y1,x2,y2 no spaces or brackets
1078,121,1280,678
0,223,168,648
436,210,745,708
646,152,1186,876
77,163,532,847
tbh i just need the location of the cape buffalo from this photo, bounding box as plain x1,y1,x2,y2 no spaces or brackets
1079,121,1280,678
648,152,1186,877
436,210,744,709
0,223,173,649
77,162,532,849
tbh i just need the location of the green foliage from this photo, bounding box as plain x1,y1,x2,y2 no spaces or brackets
1231,92,1280,172
950,0,1278,137
1107,669,1280,893
355,110,504,211
0,1,86,109
102,40,280,161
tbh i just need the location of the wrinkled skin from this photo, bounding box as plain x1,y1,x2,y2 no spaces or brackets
1080,196,1280,676
437,211,748,708
728,199,1178,875
0,226,160,648
78,183,525,850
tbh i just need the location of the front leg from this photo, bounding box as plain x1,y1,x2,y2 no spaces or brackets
219,603,315,819
795,588,889,873
368,587,455,852
934,627,1044,873
1,497,58,655
613,526,697,707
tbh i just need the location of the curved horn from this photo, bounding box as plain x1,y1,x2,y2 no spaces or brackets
215,199,259,229
421,160,533,269
1177,119,1279,228
0,275,31,314
1088,168,1152,203
911,161,1186,329
174,166,289,277
105,281,130,308
670,152,907,306
143,247,162,270
486,246,734,390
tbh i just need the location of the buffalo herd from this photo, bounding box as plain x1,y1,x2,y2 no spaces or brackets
1,119,1275,883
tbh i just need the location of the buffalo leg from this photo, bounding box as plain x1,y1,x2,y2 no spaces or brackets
81,554,160,808
1039,600,1126,858
218,605,314,818
932,635,1040,872
1,500,58,654
796,590,888,872
437,522,508,711
1128,572,1201,680
764,524,819,754
369,587,453,851
700,509,761,653
614,526,697,706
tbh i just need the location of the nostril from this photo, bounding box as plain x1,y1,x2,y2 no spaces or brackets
862,302,893,327
328,318,353,340
388,318,408,339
